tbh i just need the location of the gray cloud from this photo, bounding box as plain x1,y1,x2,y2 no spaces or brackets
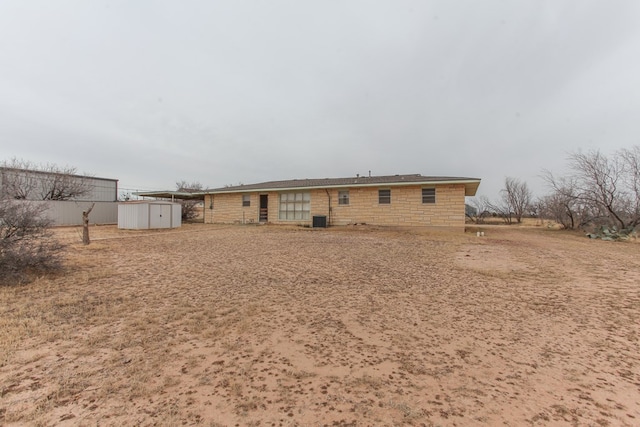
1,0,639,198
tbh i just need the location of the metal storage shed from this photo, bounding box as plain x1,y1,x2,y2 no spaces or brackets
118,201,181,229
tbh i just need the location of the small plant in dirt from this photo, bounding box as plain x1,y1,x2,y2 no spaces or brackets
0,198,64,284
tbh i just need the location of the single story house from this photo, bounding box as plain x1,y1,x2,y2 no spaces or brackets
201,174,481,228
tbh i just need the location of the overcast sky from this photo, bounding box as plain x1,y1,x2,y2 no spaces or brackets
1,1,639,199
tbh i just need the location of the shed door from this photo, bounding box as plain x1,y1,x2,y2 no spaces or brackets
150,204,171,228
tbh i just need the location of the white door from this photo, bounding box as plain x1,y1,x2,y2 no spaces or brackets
150,204,171,228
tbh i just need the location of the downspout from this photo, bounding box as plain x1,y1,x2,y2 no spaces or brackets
324,188,332,226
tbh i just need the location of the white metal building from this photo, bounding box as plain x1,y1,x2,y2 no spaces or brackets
23,200,118,226
77,176,119,201
118,201,181,229
0,167,118,201
0,167,119,226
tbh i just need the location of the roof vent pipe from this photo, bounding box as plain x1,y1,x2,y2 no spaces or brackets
369,170,371,177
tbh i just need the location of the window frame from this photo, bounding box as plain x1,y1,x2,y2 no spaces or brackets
338,190,350,206
422,188,436,204
242,194,251,207
378,189,391,204
278,192,311,220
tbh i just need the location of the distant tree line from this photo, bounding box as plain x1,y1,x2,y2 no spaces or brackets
541,147,640,231
467,146,640,232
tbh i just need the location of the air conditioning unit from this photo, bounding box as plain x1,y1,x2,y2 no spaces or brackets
312,215,327,228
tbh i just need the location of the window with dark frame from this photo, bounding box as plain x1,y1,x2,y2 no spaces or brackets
338,190,349,205
422,188,436,204
378,189,391,204
242,194,250,207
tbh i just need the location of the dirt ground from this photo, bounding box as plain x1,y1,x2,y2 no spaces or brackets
1,223,639,426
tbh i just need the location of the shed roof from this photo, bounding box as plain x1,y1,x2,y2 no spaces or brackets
119,200,180,205
132,190,204,200
204,174,481,196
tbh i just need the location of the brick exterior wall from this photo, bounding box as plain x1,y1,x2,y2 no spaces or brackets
326,184,466,227
203,192,275,225
204,184,467,228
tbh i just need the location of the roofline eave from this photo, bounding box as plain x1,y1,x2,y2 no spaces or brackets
133,191,204,200
200,179,481,196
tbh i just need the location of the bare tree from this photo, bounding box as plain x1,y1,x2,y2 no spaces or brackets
176,181,203,221
489,177,532,224
538,193,588,230
571,149,638,228
541,172,582,229
466,195,491,224
620,146,640,225
570,150,627,227
542,147,640,230
82,203,95,245
1,158,93,201
505,177,532,223
0,166,35,199
0,198,64,284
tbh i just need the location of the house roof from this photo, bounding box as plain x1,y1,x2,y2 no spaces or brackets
204,174,481,196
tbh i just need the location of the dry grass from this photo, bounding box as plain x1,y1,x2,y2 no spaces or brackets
1,223,639,426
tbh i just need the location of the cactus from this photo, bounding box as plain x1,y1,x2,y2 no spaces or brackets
586,225,637,241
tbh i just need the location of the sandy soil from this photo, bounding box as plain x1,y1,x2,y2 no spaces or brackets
1,223,639,426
